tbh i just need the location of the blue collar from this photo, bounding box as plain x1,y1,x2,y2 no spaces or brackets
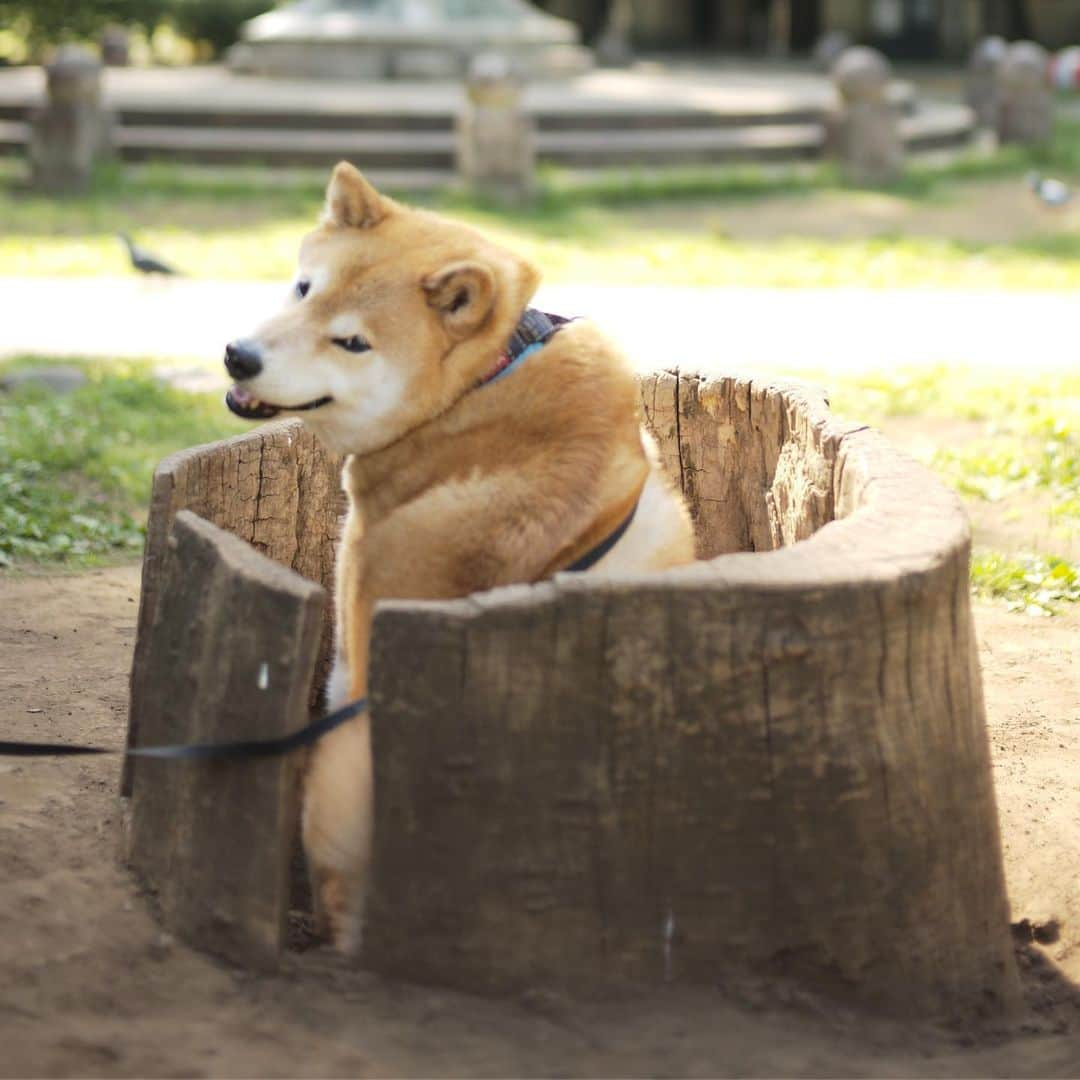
479,308,569,388
478,306,639,573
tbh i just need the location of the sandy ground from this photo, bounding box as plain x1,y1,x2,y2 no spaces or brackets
0,559,1077,1079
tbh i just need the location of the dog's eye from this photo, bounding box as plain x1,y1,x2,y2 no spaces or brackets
332,335,371,354
296,280,311,299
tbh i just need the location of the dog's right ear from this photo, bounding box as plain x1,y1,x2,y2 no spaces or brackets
323,162,386,229
423,261,496,340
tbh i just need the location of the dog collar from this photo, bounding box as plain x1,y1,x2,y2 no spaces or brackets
479,308,570,388
562,499,638,573
477,306,638,573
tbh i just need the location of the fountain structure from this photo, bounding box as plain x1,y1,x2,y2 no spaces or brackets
228,0,592,79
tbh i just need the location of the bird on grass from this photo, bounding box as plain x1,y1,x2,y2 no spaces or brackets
1026,172,1073,210
117,233,181,276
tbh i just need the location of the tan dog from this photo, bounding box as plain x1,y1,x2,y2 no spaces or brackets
225,162,695,953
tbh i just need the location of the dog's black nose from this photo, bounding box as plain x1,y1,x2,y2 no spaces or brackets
225,341,263,380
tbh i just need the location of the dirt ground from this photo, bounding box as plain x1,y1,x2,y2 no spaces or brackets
1,560,1078,1078
659,176,1080,247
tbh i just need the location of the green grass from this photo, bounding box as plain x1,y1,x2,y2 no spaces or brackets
7,180,1080,289
826,366,1080,520
5,120,1080,287
824,365,1080,423
825,365,1079,614
933,416,1076,506
970,551,1079,616
0,359,242,567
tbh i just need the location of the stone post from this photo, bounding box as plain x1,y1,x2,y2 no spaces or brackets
767,0,791,57
595,0,634,68
29,46,114,194
997,40,1053,145
457,53,535,204
831,46,903,185
101,25,131,67
967,35,1007,131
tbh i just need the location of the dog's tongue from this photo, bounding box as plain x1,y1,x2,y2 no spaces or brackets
230,385,257,407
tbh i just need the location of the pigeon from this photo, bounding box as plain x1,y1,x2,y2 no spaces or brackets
118,233,180,276
1027,172,1072,209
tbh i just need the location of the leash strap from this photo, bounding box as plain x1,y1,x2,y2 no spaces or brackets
0,697,367,760
563,499,639,573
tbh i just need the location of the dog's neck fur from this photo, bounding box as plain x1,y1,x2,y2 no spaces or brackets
339,319,649,562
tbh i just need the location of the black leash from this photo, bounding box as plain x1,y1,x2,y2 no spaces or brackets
4,504,635,763
0,697,367,760
2,504,638,762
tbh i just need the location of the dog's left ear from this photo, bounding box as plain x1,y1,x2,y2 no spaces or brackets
324,161,386,229
422,261,495,339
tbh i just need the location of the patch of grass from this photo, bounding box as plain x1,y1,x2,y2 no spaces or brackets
824,365,1079,614
823,364,1080,425
6,122,1080,287
933,415,1077,506
970,551,1079,616
0,359,243,567
825,367,1080,527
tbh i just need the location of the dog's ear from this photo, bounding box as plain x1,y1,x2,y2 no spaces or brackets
323,161,386,229
422,261,496,339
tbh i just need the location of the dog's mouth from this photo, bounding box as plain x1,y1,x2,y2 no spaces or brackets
225,385,333,421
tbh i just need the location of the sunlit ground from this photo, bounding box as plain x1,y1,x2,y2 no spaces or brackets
5,125,1080,289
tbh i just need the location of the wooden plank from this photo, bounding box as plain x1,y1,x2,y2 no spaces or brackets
124,419,341,795
126,510,325,971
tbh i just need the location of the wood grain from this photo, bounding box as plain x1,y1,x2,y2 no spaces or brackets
365,372,1018,1016
126,511,325,970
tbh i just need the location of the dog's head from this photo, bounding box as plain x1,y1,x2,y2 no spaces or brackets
224,162,541,455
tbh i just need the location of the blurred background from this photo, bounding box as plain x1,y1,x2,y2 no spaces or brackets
0,0,1076,617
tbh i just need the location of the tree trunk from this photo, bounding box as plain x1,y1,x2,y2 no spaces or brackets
363,373,1019,1017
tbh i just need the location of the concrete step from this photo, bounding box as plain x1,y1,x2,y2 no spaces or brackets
901,103,976,151
119,124,454,168
0,102,881,132
0,104,973,172
537,123,823,165
0,73,916,134
0,118,23,153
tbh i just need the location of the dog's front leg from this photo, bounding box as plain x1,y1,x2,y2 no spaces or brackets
303,538,374,956
303,694,372,956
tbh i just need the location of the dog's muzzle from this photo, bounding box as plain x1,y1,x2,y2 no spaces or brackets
225,384,333,421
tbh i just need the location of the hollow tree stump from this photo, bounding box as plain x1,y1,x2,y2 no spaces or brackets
363,373,1018,1016
124,372,1018,1017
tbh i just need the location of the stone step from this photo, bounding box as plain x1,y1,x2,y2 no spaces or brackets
0,118,24,154
120,124,455,168
0,104,973,172
901,102,977,150
0,102,886,132
0,70,917,133
539,123,823,165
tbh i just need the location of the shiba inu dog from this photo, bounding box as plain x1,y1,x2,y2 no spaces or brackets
224,162,694,954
